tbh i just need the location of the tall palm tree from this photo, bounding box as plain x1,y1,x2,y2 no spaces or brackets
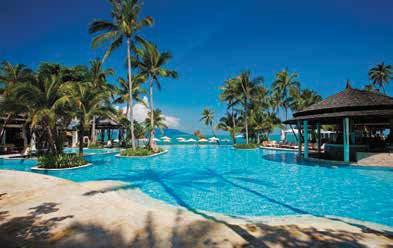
217,112,240,144
61,83,115,155
272,69,300,121
233,71,263,144
219,78,240,138
368,62,392,94
200,108,216,137
134,38,178,150
89,0,153,149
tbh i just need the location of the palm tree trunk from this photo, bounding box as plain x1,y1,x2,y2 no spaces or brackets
148,79,156,150
91,116,96,144
0,113,12,142
47,126,57,154
127,38,136,149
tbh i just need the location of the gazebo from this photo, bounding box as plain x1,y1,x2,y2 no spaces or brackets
284,83,393,163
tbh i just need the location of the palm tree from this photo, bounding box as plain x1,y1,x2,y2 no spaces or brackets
368,62,392,94
114,73,146,117
12,66,68,153
0,62,34,142
200,108,216,137
61,83,115,155
83,60,114,144
233,71,263,144
251,111,282,143
134,38,178,150
145,109,168,137
272,69,300,121
89,0,153,149
219,78,240,138
290,89,322,112
217,112,240,144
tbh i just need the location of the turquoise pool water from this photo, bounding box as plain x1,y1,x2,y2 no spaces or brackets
1,145,392,227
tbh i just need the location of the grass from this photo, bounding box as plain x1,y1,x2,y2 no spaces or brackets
120,147,164,157
233,143,258,149
37,153,88,169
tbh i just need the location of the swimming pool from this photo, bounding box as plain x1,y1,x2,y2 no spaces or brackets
1,145,392,227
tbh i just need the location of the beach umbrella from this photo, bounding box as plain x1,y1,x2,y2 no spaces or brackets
163,139,171,143
198,138,208,142
187,138,197,142
177,137,186,142
161,136,171,140
153,138,160,142
209,137,220,141
235,134,243,138
176,137,185,140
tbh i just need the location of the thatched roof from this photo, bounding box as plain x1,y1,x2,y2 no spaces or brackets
284,83,393,125
95,118,121,129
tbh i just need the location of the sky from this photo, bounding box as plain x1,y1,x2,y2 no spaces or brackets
1,0,393,134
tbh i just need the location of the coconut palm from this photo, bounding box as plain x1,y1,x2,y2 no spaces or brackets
217,112,240,144
272,69,300,121
133,37,178,150
219,78,240,137
145,109,168,135
233,71,263,144
61,83,115,155
89,0,153,149
368,62,392,93
12,67,68,153
251,111,282,143
290,89,322,112
0,62,34,141
83,60,115,144
200,108,216,137
114,73,147,117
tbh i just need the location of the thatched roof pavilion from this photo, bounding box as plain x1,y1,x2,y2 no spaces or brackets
284,83,393,163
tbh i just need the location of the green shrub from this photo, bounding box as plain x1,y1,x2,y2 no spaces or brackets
120,147,164,157
37,153,88,169
233,144,258,149
88,143,103,149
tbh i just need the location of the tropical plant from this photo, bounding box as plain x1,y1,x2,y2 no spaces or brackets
0,62,34,142
290,88,322,112
134,37,177,150
120,147,163,156
233,71,263,144
37,153,87,169
113,73,146,117
250,110,282,144
144,108,168,137
12,63,71,153
219,78,240,133
61,82,115,155
272,69,300,121
200,108,215,137
368,62,392,93
89,0,153,149
217,112,240,144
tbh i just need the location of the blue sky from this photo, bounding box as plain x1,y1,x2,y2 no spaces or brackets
1,0,393,133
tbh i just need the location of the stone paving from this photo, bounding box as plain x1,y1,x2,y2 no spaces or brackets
0,170,392,247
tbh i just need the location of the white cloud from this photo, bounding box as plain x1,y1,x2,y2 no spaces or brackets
119,96,180,129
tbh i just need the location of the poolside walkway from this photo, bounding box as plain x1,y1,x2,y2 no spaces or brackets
0,170,392,247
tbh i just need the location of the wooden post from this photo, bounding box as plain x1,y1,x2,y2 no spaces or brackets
343,117,350,163
304,120,309,159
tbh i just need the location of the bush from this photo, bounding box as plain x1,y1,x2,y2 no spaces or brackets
233,144,258,149
88,143,103,149
37,153,88,169
120,147,164,157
